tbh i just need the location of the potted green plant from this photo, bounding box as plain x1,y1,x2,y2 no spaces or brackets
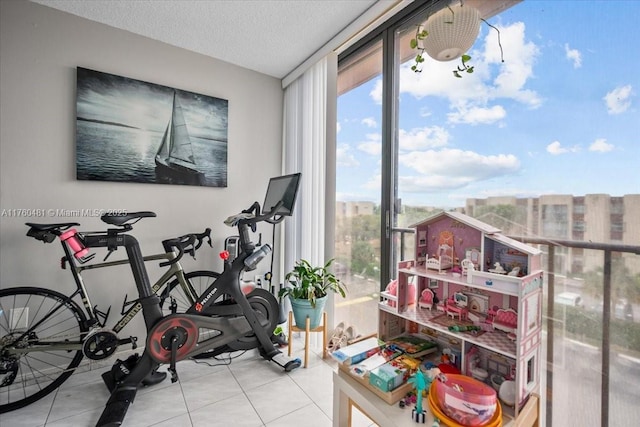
279,258,346,329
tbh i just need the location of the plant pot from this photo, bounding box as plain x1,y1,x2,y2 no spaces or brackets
289,295,327,329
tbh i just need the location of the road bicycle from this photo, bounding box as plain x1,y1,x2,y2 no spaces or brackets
0,224,218,413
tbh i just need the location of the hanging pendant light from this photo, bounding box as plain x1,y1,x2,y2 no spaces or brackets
422,3,481,62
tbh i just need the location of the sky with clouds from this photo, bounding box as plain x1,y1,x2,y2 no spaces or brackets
336,1,639,208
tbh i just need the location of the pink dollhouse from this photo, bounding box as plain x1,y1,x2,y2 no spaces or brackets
379,211,544,419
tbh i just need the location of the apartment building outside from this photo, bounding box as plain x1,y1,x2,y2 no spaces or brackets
336,201,376,217
465,194,640,276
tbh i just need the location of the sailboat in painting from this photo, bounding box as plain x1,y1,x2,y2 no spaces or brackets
155,91,205,185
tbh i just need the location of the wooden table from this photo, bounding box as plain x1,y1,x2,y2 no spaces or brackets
333,368,436,427
333,368,539,427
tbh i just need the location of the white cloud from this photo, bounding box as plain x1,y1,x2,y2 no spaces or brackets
336,143,359,167
399,126,450,151
546,140,580,155
388,21,542,128
370,79,382,104
546,141,565,155
398,149,520,191
447,104,506,125
486,22,542,109
589,138,614,152
603,85,633,114
336,121,341,133
357,133,382,155
419,107,433,117
564,43,582,68
361,117,377,128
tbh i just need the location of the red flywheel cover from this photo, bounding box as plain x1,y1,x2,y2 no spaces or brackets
147,316,199,363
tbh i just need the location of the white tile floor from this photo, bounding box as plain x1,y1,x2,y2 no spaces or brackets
0,334,377,427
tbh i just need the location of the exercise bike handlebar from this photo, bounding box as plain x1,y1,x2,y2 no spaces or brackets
224,201,284,256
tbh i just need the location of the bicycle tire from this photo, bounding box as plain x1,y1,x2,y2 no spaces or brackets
159,270,220,315
0,287,88,413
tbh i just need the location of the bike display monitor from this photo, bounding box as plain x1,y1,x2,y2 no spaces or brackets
262,173,301,216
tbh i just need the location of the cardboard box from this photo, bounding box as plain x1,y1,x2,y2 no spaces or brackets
338,364,413,404
331,337,384,365
369,359,411,392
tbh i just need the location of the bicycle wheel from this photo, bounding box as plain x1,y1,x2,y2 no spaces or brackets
159,270,220,315
0,287,87,413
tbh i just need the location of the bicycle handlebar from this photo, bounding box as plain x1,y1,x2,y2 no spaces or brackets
159,228,212,267
159,234,194,267
193,228,212,250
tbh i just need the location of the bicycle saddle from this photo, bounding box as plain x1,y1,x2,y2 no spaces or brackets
25,222,80,231
101,211,156,226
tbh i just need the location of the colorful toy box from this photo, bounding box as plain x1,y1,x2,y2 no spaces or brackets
369,358,412,392
330,337,384,365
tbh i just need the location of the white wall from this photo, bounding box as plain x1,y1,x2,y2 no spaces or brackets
0,1,284,338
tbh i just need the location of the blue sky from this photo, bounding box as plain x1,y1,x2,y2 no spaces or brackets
336,1,639,208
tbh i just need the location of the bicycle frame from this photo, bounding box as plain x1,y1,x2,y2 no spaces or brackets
7,239,201,357
68,249,197,334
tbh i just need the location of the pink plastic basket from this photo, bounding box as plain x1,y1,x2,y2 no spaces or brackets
434,374,497,426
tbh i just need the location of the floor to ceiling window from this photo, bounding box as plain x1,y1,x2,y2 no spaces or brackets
336,1,639,426
335,40,383,337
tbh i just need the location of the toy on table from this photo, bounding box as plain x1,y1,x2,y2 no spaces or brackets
408,370,428,423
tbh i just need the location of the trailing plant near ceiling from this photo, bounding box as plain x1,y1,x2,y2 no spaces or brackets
453,54,474,78
409,26,429,73
409,3,504,78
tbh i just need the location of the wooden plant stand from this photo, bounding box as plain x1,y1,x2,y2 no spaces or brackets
287,310,327,368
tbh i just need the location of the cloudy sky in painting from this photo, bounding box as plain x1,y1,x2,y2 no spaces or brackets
76,68,228,141
336,1,639,207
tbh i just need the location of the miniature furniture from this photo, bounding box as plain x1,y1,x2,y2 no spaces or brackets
446,293,469,321
418,288,434,310
425,230,454,273
508,267,521,277
493,308,518,335
288,310,327,368
381,279,416,308
487,305,499,322
461,258,474,276
489,262,506,274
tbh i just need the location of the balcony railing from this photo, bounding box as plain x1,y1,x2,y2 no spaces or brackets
507,236,640,427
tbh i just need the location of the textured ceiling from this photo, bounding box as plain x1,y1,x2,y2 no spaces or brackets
31,0,387,79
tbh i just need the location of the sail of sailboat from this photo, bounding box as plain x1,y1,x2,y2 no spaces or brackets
155,91,205,185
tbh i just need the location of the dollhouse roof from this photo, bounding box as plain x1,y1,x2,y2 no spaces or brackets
410,211,542,256
485,232,542,256
410,211,502,234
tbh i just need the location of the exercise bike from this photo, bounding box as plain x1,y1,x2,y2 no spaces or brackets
95,177,302,426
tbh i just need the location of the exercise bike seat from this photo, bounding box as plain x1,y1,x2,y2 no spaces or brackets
224,212,255,227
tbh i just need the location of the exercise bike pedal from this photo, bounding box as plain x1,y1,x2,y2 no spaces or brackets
168,334,180,383
270,352,301,372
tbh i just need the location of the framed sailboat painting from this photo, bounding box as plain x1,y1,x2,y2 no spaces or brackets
75,67,228,187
